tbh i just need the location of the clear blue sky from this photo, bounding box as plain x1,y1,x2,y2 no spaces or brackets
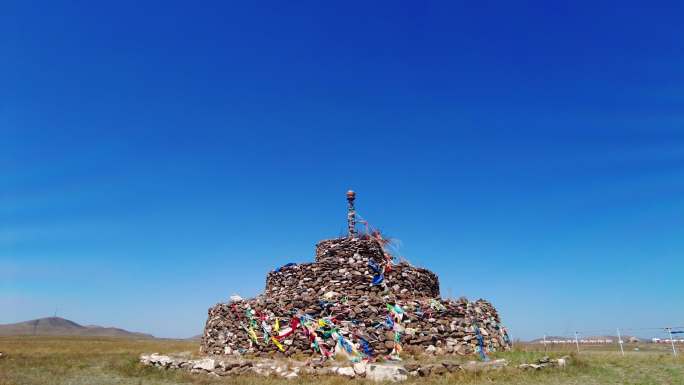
2,1,683,340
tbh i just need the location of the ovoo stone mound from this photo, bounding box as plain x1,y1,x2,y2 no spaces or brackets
200,192,511,359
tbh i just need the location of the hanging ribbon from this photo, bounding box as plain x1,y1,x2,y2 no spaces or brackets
241,322,259,345
368,259,381,273
274,317,300,340
271,336,285,352
261,320,271,343
475,326,489,362
336,333,354,354
358,336,374,357
368,260,385,286
385,314,395,329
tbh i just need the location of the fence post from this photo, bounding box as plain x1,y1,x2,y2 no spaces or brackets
667,328,678,357
616,328,625,356
543,334,547,353
574,331,580,353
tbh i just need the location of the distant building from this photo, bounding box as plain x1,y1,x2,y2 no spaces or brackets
652,338,684,344
538,338,613,344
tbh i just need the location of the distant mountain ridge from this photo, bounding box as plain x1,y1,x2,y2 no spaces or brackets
0,317,154,338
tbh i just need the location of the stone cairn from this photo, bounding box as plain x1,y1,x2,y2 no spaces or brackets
200,191,511,361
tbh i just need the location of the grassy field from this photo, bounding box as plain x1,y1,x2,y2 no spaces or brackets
0,336,682,385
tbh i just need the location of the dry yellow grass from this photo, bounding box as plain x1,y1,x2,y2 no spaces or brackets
0,336,682,385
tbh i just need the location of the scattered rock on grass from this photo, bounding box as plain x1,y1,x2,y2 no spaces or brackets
366,364,408,382
518,356,570,370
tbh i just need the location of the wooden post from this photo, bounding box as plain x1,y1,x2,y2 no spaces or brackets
617,328,625,356
346,190,356,238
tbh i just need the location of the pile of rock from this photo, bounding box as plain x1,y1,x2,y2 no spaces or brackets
200,237,510,359
265,238,440,300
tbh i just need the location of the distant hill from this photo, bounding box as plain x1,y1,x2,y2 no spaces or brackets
528,335,571,343
0,317,154,339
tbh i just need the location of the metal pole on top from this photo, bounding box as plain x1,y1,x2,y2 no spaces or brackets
667,328,678,357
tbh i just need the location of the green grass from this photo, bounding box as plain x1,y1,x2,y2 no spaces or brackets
0,336,682,384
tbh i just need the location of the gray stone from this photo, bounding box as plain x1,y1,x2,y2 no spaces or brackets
336,366,356,377
366,364,408,382
192,358,216,371
462,358,507,372
441,362,460,372
284,372,299,379
417,366,431,377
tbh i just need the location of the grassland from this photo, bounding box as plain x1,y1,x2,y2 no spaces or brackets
0,336,682,385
